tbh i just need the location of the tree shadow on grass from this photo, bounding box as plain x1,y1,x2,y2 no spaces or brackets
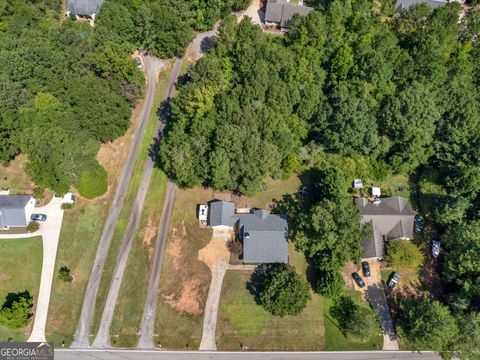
2,291,32,311
246,264,278,306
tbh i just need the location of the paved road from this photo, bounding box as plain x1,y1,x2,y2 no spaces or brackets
93,58,184,348
0,197,64,342
71,55,160,348
56,350,441,360
137,180,176,348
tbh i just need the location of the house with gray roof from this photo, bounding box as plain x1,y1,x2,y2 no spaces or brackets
265,0,314,29
355,196,415,259
65,0,105,21
0,195,36,230
395,0,451,11
208,201,288,263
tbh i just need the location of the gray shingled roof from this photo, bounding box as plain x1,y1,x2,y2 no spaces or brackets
208,201,236,227
356,196,415,259
0,195,33,228
66,0,105,16
395,0,448,11
265,0,314,28
208,201,288,263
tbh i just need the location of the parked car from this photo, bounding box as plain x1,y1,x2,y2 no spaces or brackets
135,58,142,69
388,272,400,289
31,213,47,222
432,240,441,259
415,214,423,233
361,261,371,277
352,272,366,288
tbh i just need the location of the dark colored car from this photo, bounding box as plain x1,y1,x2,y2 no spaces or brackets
352,272,366,288
415,214,423,233
361,262,371,277
388,272,400,289
31,213,47,222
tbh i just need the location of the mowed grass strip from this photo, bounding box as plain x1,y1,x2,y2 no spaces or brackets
0,237,42,342
110,168,167,348
46,200,106,346
90,65,173,341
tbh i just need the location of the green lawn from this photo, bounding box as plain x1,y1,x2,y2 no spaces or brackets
110,168,167,347
91,66,173,341
217,244,325,351
323,290,383,351
46,200,106,346
0,237,43,342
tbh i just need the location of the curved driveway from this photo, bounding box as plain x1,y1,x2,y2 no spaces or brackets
0,196,65,342
71,55,160,348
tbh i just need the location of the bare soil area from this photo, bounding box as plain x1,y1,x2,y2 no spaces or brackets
161,222,211,316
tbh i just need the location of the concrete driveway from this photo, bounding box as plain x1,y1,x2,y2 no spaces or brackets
198,227,232,351
0,196,65,342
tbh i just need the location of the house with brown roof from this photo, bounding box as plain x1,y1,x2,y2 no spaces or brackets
355,196,416,260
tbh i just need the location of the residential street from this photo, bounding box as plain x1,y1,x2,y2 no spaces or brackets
71,54,161,348
56,350,441,360
0,196,64,342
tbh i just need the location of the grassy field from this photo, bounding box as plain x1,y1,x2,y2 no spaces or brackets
46,200,107,346
110,168,167,347
90,65,173,341
217,243,325,351
323,289,383,351
0,237,43,342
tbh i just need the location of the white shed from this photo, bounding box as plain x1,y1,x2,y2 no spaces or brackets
372,187,381,197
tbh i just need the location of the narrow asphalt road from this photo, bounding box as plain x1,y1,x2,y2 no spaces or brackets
137,180,176,349
92,57,184,348
71,55,159,348
56,350,441,360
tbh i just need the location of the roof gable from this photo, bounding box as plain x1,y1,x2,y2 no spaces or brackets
66,0,105,16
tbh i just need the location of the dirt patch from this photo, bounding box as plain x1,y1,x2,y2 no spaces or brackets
162,221,211,315
142,217,157,260
167,224,186,270
198,228,231,270
163,278,203,315
0,274,11,282
348,260,382,295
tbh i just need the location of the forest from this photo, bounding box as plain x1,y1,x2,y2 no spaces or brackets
0,0,247,195
159,0,480,356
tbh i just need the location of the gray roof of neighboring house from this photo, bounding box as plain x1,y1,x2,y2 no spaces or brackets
208,200,288,263
356,196,415,259
395,0,448,11
0,195,33,228
265,0,314,28
66,0,105,16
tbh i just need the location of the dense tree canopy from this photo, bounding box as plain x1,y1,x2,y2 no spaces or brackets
398,297,459,353
160,1,480,195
